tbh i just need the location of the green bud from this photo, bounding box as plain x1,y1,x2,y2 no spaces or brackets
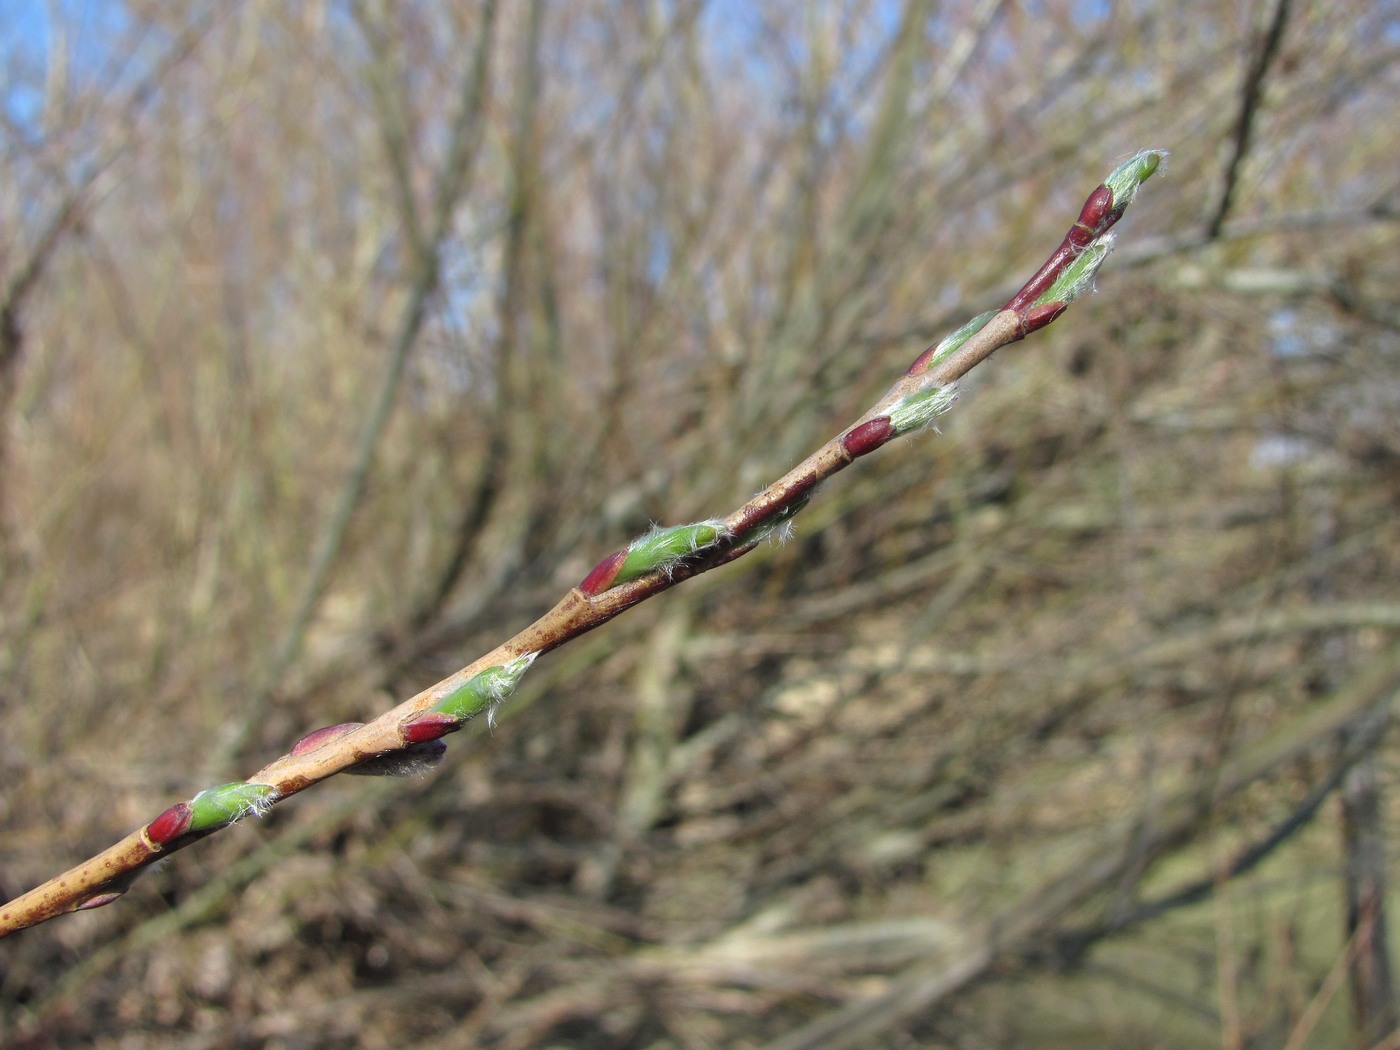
1105,149,1167,209
889,384,959,435
617,520,726,584
1033,236,1114,308
188,782,276,831
929,311,996,369
430,654,536,722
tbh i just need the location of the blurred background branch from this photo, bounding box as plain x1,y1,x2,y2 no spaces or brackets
215,0,502,766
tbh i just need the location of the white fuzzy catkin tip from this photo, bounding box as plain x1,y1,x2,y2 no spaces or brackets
889,383,959,435
250,791,276,818
485,652,537,728
1036,234,1115,308
1105,149,1168,208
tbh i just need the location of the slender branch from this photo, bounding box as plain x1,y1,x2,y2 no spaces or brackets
379,0,543,658
0,151,1166,938
1206,0,1293,238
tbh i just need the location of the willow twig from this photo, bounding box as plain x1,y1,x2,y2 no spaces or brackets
0,150,1166,938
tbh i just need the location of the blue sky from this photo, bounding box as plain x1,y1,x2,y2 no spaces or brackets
2,1,135,133
1,1,49,130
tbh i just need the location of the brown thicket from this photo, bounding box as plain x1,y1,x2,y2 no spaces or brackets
2,2,1398,1047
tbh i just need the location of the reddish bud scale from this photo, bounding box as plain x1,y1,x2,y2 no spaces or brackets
1021,301,1068,334
146,801,194,847
77,891,125,911
842,417,895,458
906,342,939,376
579,548,628,596
401,712,459,744
1004,243,1074,315
1005,183,1123,315
290,722,364,757
1065,222,1097,251
1075,184,1115,234
1081,204,1126,249
728,471,822,538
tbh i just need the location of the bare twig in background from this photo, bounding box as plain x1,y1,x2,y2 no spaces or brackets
1205,0,1293,238
0,12,218,559
220,1,502,763
761,658,1400,1050
1342,713,1398,1046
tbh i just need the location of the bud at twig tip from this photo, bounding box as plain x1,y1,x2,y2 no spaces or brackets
1105,149,1168,209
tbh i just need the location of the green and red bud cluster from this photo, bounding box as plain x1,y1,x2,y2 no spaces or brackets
904,150,1164,383
146,781,278,848
1005,149,1165,317
580,520,728,596
401,653,536,743
842,384,959,459
907,311,997,377
143,149,1159,878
